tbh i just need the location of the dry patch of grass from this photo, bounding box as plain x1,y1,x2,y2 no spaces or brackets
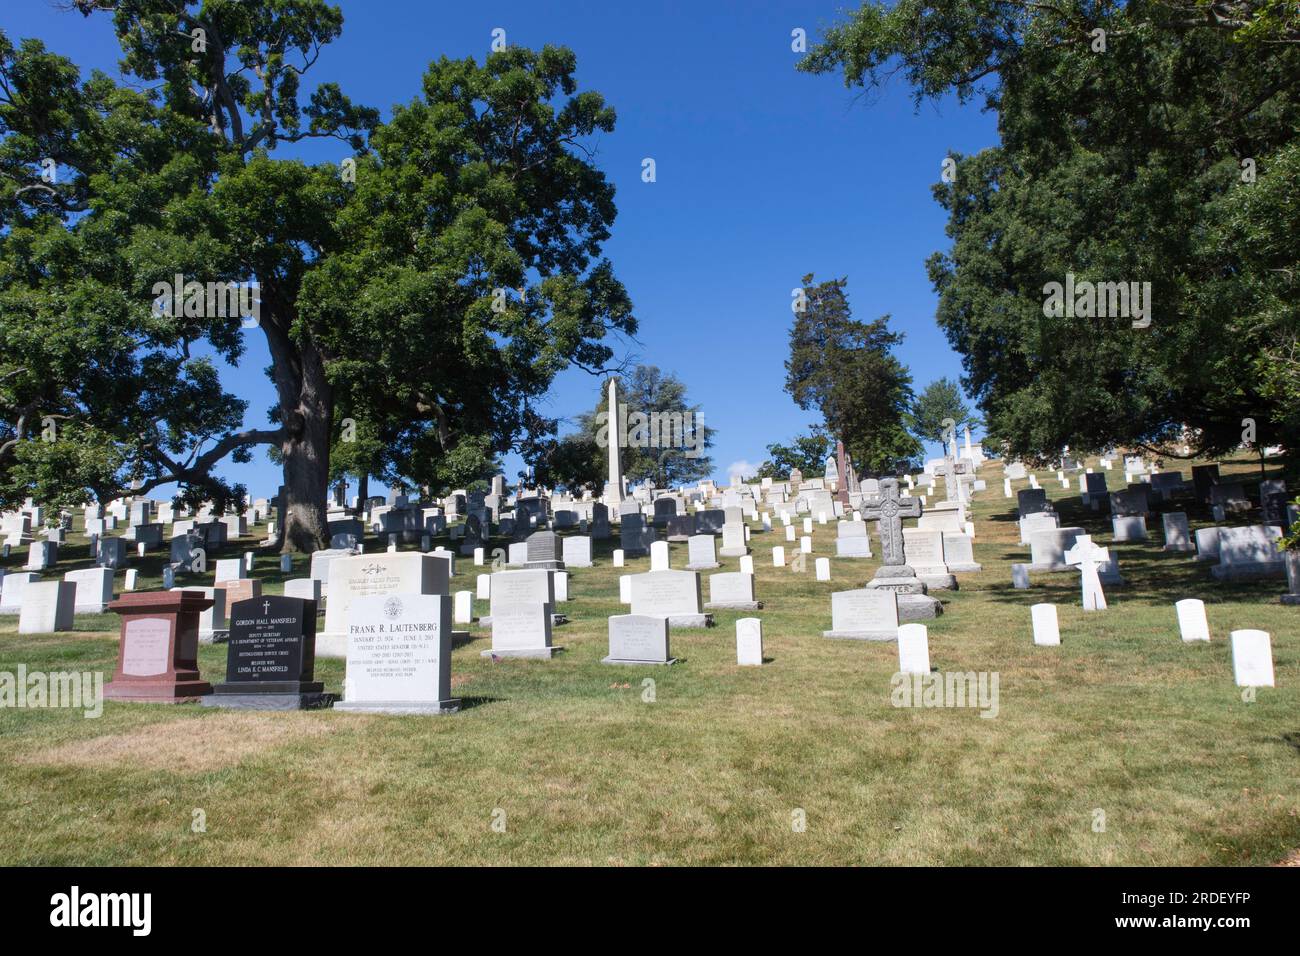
18,712,335,774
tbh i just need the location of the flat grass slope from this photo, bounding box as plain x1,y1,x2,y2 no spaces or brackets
0,455,1296,865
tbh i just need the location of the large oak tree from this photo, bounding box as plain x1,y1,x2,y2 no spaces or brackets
0,1,634,549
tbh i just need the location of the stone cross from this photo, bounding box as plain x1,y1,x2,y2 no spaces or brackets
1064,534,1109,611
933,456,963,504
861,478,922,566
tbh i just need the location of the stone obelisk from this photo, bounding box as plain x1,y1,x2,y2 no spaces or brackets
835,440,850,506
606,378,624,506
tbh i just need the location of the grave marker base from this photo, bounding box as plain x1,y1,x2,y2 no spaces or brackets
480,646,565,659
478,613,567,627
665,613,712,628
335,698,461,715
918,573,958,591
203,681,332,711
104,678,212,703
823,629,897,641
601,656,678,666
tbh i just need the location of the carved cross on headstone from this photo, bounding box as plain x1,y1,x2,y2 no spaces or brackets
933,455,968,504
861,478,922,566
1064,534,1109,611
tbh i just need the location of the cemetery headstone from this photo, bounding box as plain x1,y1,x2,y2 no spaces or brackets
561,535,593,568
629,569,709,627
823,588,899,641
861,478,941,619
1175,598,1210,642
1031,603,1060,646
336,594,460,713
1230,629,1274,688
17,580,75,634
603,614,675,665
63,567,115,614
319,552,451,657
1162,513,1193,552
686,534,719,570
203,595,329,709
897,623,931,675
705,571,759,610
1064,535,1109,610
1111,515,1148,543
835,519,873,558
1211,526,1284,581
736,618,763,665
103,591,214,702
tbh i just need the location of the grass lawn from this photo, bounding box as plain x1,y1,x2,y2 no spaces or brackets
1,454,1297,865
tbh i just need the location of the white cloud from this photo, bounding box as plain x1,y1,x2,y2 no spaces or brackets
726,459,758,484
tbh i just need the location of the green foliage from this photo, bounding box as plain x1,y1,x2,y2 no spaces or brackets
784,275,920,473
1278,496,1300,551
533,432,603,492
909,377,974,446
755,431,831,480
801,0,1300,464
0,7,634,549
1197,140,1300,452
6,421,127,513
1226,0,1300,44
564,365,714,490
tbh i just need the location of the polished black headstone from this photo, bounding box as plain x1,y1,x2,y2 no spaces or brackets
204,594,331,709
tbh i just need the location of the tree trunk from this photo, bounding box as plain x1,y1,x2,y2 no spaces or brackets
274,341,333,554
357,472,369,515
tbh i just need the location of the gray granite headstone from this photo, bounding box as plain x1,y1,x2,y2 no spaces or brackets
603,614,674,665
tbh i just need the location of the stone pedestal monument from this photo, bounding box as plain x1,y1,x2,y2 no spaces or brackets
861,479,942,620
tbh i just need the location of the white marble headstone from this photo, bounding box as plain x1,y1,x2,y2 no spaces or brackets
1031,603,1060,646
897,623,930,675
1175,598,1210,642
1232,629,1274,686
1230,630,1274,687
736,617,763,666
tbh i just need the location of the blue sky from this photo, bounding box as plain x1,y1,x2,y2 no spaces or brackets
3,0,997,498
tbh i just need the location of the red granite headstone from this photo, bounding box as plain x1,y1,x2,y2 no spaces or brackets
216,578,261,607
104,590,214,703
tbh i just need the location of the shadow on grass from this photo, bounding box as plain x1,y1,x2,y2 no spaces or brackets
454,696,502,711
983,543,1284,608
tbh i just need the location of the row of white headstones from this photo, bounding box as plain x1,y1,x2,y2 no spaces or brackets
1029,599,1274,687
